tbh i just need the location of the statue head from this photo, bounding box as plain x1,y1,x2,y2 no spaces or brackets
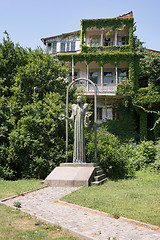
77,96,82,104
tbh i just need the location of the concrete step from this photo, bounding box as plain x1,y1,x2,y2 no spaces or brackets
91,177,108,186
95,166,101,171
94,174,106,182
95,169,103,176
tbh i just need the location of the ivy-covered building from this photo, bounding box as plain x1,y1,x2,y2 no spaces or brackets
41,11,160,140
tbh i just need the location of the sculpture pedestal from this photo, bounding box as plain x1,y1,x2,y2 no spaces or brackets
44,163,97,187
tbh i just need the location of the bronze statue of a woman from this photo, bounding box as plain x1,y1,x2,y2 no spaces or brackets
59,96,91,163
69,96,90,163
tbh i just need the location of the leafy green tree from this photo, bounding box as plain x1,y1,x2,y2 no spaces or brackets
8,93,66,179
12,49,67,104
0,31,29,97
139,49,160,86
0,32,69,179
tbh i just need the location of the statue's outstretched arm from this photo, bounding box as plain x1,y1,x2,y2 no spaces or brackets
59,105,75,128
69,104,77,128
83,103,92,127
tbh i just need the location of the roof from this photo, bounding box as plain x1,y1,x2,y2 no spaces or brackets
81,11,133,22
41,11,133,44
146,48,160,53
41,30,80,44
117,11,133,19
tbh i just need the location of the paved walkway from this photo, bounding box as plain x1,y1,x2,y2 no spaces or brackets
1,187,160,240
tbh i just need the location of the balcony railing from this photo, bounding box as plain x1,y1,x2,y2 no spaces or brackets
81,44,131,53
76,83,117,95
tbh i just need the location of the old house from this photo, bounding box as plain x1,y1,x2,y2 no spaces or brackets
41,11,160,140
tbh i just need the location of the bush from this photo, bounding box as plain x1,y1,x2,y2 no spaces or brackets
104,104,138,142
129,140,156,170
86,126,135,179
2,165,16,180
7,92,66,179
86,124,159,178
150,140,160,172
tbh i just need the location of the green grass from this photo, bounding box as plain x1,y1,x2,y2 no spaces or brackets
62,171,160,227
0,179,43,200
0,179,80,240
0,204,80,240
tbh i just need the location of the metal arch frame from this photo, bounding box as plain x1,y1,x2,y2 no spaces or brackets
66,78,97,163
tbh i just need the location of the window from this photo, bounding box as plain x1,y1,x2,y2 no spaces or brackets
104,72,113,84
66,42,70,52
104,38,113,46
60,42,75,52
106,108,112,120
68,72,78,82
89,36,100,47
52,42,57,53
89,72,98,84
60,42,65,52
97,108,102,120
118,71,127,83
118,36,128,46
121,37,126,45
112,109,117,120
71,42,75,51
47,42,51,52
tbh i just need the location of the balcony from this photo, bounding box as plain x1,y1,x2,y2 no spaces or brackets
81,44,131,53
83,27,131,53
76,82,117,96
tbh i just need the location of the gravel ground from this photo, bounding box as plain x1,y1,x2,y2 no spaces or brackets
1,186,160,240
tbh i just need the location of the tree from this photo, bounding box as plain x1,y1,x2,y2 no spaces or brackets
0,32,69,179
8,92,66,179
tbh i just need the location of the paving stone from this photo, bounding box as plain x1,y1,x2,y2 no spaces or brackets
2,187,160,240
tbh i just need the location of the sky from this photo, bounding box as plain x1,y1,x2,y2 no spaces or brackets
0,0,160,51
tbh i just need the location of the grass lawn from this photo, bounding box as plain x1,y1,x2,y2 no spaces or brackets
0,179,43,200
62,171,160,227
0,179,80,240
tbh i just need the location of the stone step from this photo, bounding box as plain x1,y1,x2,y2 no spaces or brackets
94,174,106,182
91,177,108,186
95,169,103,176
95,166,101,171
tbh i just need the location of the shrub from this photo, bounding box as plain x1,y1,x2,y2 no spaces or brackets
2,165,16,180
86,126,135,179
7,92,66,179
129,140,156,170
150,140,160,172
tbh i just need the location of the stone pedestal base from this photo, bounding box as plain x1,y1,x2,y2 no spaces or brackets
44,163,97,187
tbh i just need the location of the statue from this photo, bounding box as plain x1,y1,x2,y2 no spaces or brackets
60,96,91,163
70,96,91,163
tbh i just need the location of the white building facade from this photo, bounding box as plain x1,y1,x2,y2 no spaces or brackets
41,11,135,123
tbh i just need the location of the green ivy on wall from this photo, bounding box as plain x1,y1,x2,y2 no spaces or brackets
57,51,136,65
81,17,134,48
56,16,160,140
133,86,160,109
81,44,132,53
106,104,138,141
61,31,80,40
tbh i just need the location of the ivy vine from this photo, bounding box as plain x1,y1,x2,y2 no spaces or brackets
81,17,134,48
61,31,80,40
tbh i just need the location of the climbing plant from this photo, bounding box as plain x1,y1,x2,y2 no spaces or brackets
61,31,80,40
81,17,134,48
